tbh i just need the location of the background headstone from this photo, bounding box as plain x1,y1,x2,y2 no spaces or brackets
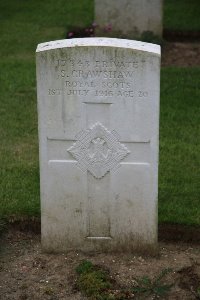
36,38,160,254
95,0,163,39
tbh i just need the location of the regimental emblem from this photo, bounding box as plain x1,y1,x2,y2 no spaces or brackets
67,122,130,179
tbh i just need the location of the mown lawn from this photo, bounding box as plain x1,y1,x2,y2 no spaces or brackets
0,0,93,218
164,0,200,31
0,0,199,225
159,68,200,225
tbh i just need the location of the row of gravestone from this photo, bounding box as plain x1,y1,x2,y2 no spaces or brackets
36,37,160,254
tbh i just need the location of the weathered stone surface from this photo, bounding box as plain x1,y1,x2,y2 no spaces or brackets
36,38,161,253
95,0,163,39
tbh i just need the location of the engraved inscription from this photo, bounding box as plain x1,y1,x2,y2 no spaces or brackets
67,123,130,179
55,59,139,68
48,88,62,95
47,57,149,99
60,70,135,79
138,91,148,97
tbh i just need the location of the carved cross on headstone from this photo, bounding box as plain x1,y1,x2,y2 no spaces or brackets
67,122,130,179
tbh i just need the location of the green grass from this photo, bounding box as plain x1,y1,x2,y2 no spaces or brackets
164,0,200,31
0,0,200,226
0,0,93,61
0,0,94,219
159,68,200,225
0,60,40,217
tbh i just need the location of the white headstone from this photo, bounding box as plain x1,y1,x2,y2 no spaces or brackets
95,0,163,39
36,38,160,254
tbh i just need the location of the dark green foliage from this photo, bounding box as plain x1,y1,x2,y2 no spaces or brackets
76,260,112,299
132,268,173,298
76,260,94,275
77,271,111,298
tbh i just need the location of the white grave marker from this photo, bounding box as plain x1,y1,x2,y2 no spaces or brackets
95,0,163,39
36,38,160,254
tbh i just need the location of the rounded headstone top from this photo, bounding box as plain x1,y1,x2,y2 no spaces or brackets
36,37,160,56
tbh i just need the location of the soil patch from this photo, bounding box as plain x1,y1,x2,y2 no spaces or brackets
7,218,200,244
159,224,200,244
161,42,200,67
1,229,200,299
163,29,200,42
